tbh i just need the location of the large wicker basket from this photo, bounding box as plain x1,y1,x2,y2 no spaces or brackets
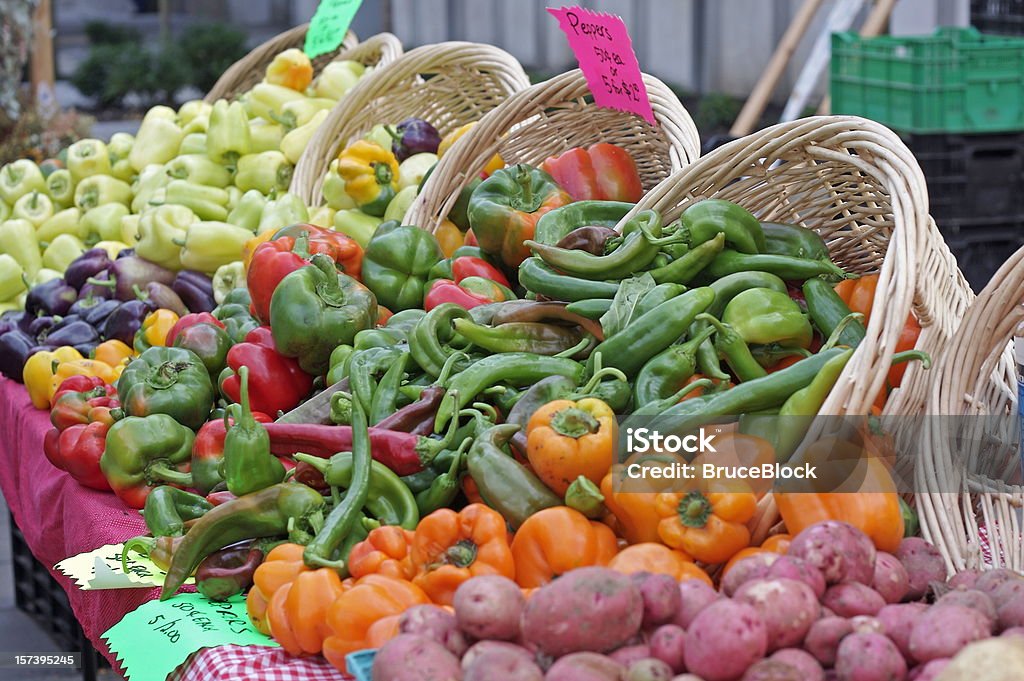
291,41,531,206
404,68,700,233
203,23,363,103
918,244,1023,573
617,116,973,543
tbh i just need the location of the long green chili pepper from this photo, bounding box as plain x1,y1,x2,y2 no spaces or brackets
697,314,768,382
648,232,725,284
518,257,622,301
143,486,213,537
679,199,766,254
751,344,812,369
770,348,854,462
416,437,470,515
704,249,848,281
409,303,473,377
761,222,831,260
565,298,615,319
633,283,688,318
632,325,716,407
803,277,867,348
348,346,404,415
452,318,584,355
369,351,409,424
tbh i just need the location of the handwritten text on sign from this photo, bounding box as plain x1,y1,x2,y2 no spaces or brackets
548,6,656,125
304,0,364,59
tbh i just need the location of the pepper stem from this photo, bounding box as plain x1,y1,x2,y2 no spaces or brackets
565,475,606,519
293,452,328,474
471,401,498,422
890,349,931,371
554,334,592,358
236,366,256,430
677,490,713,528
372,161,394,186
576,365,629,397
121,536,157,575
291,231,311,260
147,462,193,487
147,361,188,390
550,407,600,439
821,312,865,350
310,253,348,308
86,276,116,289
443,539,477,568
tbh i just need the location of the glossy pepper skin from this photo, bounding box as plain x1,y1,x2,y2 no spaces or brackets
143,485,213,537
172,322,232,379
117,346,215,430
191,407,272,495
360,221,444,311
222,367,285,496
347,526,416,580
176,222,254,275
526,398,616,496
100,414,195,508
468,164,572,268
24,346,83,409
196,545,263,602
133,309,180,354
336,141,400,217
206,100,252,167
269,254,377,376
540,143,643,203
533,199,633,246
509,506,618,588
678,199,766,254
722,287,813,349
43,421,113,491
221,326,312,415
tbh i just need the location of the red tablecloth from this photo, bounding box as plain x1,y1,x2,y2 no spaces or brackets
0,378,348,680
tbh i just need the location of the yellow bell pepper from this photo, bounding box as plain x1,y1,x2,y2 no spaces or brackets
93,240,131,260
134,309,180,353
243,228,277,272
265,48,313,92
336,141,399,217
308,205,336,229
438,122,504,176
49,359,118,403
23,347,84,409
94,339,136,368
434,219,465,258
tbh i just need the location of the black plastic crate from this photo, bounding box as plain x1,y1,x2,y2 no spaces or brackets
904,131,1024,225
9,515,105,681
939,220,1024,291
972,0,1024,35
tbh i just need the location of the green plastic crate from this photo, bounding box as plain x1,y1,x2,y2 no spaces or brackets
831,27,1024,133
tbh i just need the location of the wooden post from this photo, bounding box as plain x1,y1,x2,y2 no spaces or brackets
729,0,824,137
30,0,56,117
818,0,897,115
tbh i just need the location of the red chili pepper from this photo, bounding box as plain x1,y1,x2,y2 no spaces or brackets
205,491,237,506
541,143,643,203
220,327,312,415
165,312,225,346
423,279,492,312
43,422,112,491
451,256,510,288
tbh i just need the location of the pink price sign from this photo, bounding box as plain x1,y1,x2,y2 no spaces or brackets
548,6,656,125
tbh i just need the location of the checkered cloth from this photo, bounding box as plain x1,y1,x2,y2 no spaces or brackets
169,645,350,681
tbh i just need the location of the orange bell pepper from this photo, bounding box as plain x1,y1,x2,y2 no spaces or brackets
608,543,713,586
266,568,345,656
654,481,758,565
600,465,664,545
434,219,465,258
347,526,416,580
321,574,430,669
722,534,792,577
247,543,309,635
93,339,135,368
526,397,616,496
509,506,618,588
409,504,515,605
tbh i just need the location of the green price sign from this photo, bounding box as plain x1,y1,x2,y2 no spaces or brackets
304,0,365,59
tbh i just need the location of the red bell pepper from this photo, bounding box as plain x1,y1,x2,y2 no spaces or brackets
541,143,643,203
43,422,112,491
50,385,119,431
191,409,272,495
451,256,510,288
423,279,493,312
51,375,110,406
272,224,362,280
165,312,225,346
220,327,312,415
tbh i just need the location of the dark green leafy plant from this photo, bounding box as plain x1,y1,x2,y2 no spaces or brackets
179,23,248,92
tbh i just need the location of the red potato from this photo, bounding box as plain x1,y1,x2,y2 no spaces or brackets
734,578,819,651
632,572,682,627
371,633,464,681
972,568,1021,597
849,616,883,635
523,567,643,657
649,624,687,673
877,603,928,661
612,644,653,668
834,633,907,681
996,593,1024,631
907,659,949,681
769,649,824,681
937,636,1024,680
872,553,911,604
934,590,996,630
740,660,801,681
464,645,543,681
627,658,674,681
674,579,721,629
462,642,536,671
684,599,768,681
804,617,853,666
544,652,625,681
946,569,980,590
454,576,526,642
722,554,780,596
788,522,876,585
766,556,827,599
908,605,990,663
670,677,706,681
400,604,470,657
894,538,945,601
822,583,886,617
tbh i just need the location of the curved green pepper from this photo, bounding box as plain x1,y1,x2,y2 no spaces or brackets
518,258,621,301
722,288,813,349
222,367,285,496
761,222,831,260
533,200,634,245
679,198,765,254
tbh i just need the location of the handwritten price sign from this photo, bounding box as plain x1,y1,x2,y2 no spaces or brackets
548,6,656,125
304,0,364,59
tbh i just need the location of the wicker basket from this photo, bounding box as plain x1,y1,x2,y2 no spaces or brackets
404,68,700,234
203,23,363,103
291,41,531,206
618,116,974,543
918,244,1024,573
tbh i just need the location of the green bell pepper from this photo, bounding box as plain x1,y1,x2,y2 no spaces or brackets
234,151,293,195
0,254,26,302
67,139,111,182
166,154,233,188
212,262,246,304
213,299,259,344
222,366,285,496
361,221,444,311
117,346,216,430
721,287,813,349
226,189,267,232
321,159,356,211
256,192,308,234
136,204,198,270
269,253,378,375
206,100,252,168
74,175,132,211
81,203,130,243
333,209,381,248
0,160,46,204
0,219,42,277
178,133,207,157
176,221,253,274
131,164,170,213
129,106,184,172
37,208,84,243
12,190,55,227
99,414,195,509
42,234,86,272
45,169,74,209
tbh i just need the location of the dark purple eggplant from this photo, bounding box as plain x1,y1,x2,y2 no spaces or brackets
78,270,115,300
86,256,176,301
25,278,77,317
195,545,263,601
44,321,100,347
29,316,58,337
80,299,120,328
117,248,135,259
390,118,441,162
172,270,216,313
101,299,154,346
136,282,188,316
0,331,37,381
63,249,114,290
0,313,18,337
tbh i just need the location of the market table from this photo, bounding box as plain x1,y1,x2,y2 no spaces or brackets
0,378,348,681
